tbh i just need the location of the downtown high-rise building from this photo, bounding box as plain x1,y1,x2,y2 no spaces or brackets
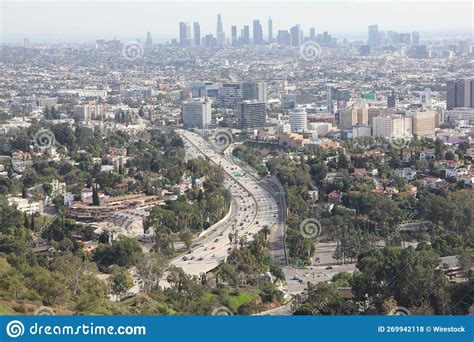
268,17,273,43
179,22,192,46
290,25,302,46
242,26,250,45
231,26,238,46
277,30,291,46
368,24,379,47
193,22,201,46
253,20,263,45
216,14,225,47
412,31,420,45
145,32,152,46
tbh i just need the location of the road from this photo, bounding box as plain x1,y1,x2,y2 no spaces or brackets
223,143,287,266
168,129,279,276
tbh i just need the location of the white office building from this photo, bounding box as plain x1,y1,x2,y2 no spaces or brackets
182,98,212,129
289,108,307,132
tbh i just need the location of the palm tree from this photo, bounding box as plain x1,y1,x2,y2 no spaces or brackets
262,225,271,240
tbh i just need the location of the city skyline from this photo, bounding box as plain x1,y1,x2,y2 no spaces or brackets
2,1,472,43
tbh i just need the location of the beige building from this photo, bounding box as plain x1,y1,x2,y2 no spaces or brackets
339,108,357,130
372,115,412,139
356,107,368,126
368,108,380,126
411,110,436,137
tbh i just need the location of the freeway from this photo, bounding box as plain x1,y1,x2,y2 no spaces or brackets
223,143,287,266
169,129,279,276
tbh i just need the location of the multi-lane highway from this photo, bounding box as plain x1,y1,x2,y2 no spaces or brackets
169,129,279,276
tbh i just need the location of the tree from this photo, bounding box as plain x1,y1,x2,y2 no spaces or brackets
109,265,134,300
136,254,168,293
92,183,100,206
261,225,271,241
93,237,144,269
180,232,193,251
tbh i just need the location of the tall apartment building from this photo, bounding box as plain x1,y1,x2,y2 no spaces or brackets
410,110,436,137
240,101,267,130
339,108,357,130
289,108,307,132
356,107,369,126
367,108,380,126
372,115,412,139
74,104,105,120
182,98,212,129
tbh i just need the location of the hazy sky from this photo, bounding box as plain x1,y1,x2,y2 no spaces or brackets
1,0,472,43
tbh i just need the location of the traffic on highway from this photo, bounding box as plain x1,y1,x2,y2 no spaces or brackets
170,129,279,276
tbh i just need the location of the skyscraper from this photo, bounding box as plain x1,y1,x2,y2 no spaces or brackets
23,38,31,48
368,24,379,47
179,22,192,46
455,79,472,108
412,31,420,45
216,14,225,47
277,30,291,46
193,22,201,46
242,26,250,45
240,101,267,129
145,32,152,47
231,26,238,46
268,17,273,43
217,14,223,33
309,28,316,40
253,20,263,45
179,22,187,46
290,25,302,46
